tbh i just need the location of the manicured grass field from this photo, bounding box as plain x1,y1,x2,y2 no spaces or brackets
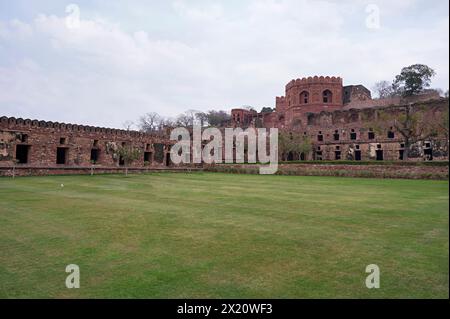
0,173,448,298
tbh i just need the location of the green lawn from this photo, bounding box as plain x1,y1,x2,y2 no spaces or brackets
0,173,448,298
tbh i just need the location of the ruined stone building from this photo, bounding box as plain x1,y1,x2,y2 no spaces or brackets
1,75,448,176
0,118,176,175
231,76,448,161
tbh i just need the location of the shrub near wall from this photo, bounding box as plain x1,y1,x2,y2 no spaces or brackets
280,160,449,167
219,160,449,167
0,166,203,177
207,163,449,180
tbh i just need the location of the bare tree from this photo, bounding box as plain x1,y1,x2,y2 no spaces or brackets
195,112,209,127
176,110,198,127
139,112,161,133
160,117,176,128
122,120,135,131
373,81,397,99
137,109,231,130
176,114,192,127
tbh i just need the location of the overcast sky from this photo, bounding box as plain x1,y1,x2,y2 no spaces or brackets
0,0,448,128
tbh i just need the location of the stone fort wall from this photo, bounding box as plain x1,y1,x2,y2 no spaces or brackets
1,76,448,176
0,117,175,169
230,76,448,163
294,99,448,162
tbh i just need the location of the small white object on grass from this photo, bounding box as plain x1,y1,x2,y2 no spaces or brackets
61,184,64,188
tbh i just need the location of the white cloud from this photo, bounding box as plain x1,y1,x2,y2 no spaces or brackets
0,0,448,128
172,0,224,21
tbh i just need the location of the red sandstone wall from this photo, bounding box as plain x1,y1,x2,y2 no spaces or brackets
231,109,256,126
343,90,441,110
277,99,449,162
0,117,175,168
275,96,287,112
283,76,344,126
285,76,343,107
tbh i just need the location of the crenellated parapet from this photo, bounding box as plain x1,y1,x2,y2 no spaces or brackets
286,76,342,90
275,96,287,112
0,116,176,169
0,116,160,139
283,76,345,122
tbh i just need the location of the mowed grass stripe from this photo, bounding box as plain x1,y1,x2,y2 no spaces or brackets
0,173,448,298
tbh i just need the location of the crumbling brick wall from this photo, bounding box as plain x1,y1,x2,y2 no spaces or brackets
230,76,448,163
0,117,176,168
281,99,449,162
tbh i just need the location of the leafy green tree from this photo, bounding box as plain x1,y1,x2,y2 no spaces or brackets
393,64,436,97
205,110,231,127
279,131,312,161
117,145,142,176
298,136,313,158
260,107,274,113
369,104,440,160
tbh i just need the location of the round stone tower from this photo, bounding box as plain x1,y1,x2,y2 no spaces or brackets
282,76,344,126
